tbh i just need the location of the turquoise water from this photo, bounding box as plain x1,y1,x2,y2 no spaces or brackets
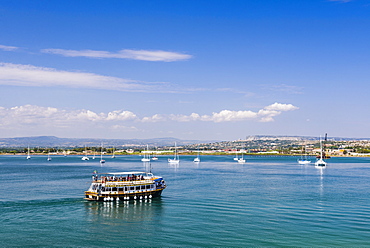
1,155,370,247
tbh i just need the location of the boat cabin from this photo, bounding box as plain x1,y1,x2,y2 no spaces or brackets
85,171,166,201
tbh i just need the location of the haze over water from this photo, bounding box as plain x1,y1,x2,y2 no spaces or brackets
1,155,369,247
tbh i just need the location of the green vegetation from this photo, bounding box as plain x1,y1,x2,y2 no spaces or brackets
1,138,370,157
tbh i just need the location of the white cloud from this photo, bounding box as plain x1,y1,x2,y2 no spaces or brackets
264,102,299,111
0,45,19,51
0,62,168,92
170,113,201,122
0,103,298,134
0,62,261,95
41,48,192,62
0,105,139,128
142,114,167,123
141,102,298,123
107,110,138,121
196,110,256,122
73,110,104,121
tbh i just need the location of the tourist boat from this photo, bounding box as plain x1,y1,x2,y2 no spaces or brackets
84,171,166,201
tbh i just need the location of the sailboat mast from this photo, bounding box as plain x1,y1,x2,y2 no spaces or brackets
320,137,323,159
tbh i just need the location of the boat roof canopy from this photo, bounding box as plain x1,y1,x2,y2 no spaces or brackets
106,172,149,175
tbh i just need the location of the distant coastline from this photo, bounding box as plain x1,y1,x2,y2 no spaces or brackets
1,135,370,158
2,152,368,158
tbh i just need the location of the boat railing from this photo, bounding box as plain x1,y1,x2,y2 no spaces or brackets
92,177,154,185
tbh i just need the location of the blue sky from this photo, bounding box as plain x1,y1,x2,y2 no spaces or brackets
1,0,369,140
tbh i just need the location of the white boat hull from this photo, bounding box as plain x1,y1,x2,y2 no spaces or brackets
85,172,166,201
298,160,311,165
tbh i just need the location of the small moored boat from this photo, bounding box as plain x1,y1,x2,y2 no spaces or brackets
315,136,327,168
26,146,31,159
141,145,151,162
85,171,166,201
298,145,311,164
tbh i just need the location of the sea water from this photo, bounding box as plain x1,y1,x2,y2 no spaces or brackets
1,155,370,247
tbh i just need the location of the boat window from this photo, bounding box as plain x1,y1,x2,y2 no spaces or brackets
112,187,117,191
101,187,105,191
136,186,140,191
130,186,135,191
118,187,124,192
146,185,151,189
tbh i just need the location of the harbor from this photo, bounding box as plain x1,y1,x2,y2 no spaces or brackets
1,155,370,246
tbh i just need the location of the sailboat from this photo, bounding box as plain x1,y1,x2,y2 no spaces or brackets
193,148,200,163
168,142,180,164
26,146,31,159
100,144,105,164
233,149,239,161
151,147,158,160
47,152,52,161
141,145,151,162
111,146,116,159
316,133,331,159
237,153,246,163
315,136,327,167
298,146,311,164
81,146,89,160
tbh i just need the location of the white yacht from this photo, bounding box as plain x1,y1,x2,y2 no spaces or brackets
237,153,246,163
315,137,327,168
168,142,180,164
298,146,311,164
100,144,105,164
111,146,116,159
47,153,52,161
233,149,239,161
141,145,151,162
81,146,89,161
26,146,31,160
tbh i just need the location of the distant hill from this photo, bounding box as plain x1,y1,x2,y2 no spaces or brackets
0,136,216,148
244,135,370,141
0,135,368,148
